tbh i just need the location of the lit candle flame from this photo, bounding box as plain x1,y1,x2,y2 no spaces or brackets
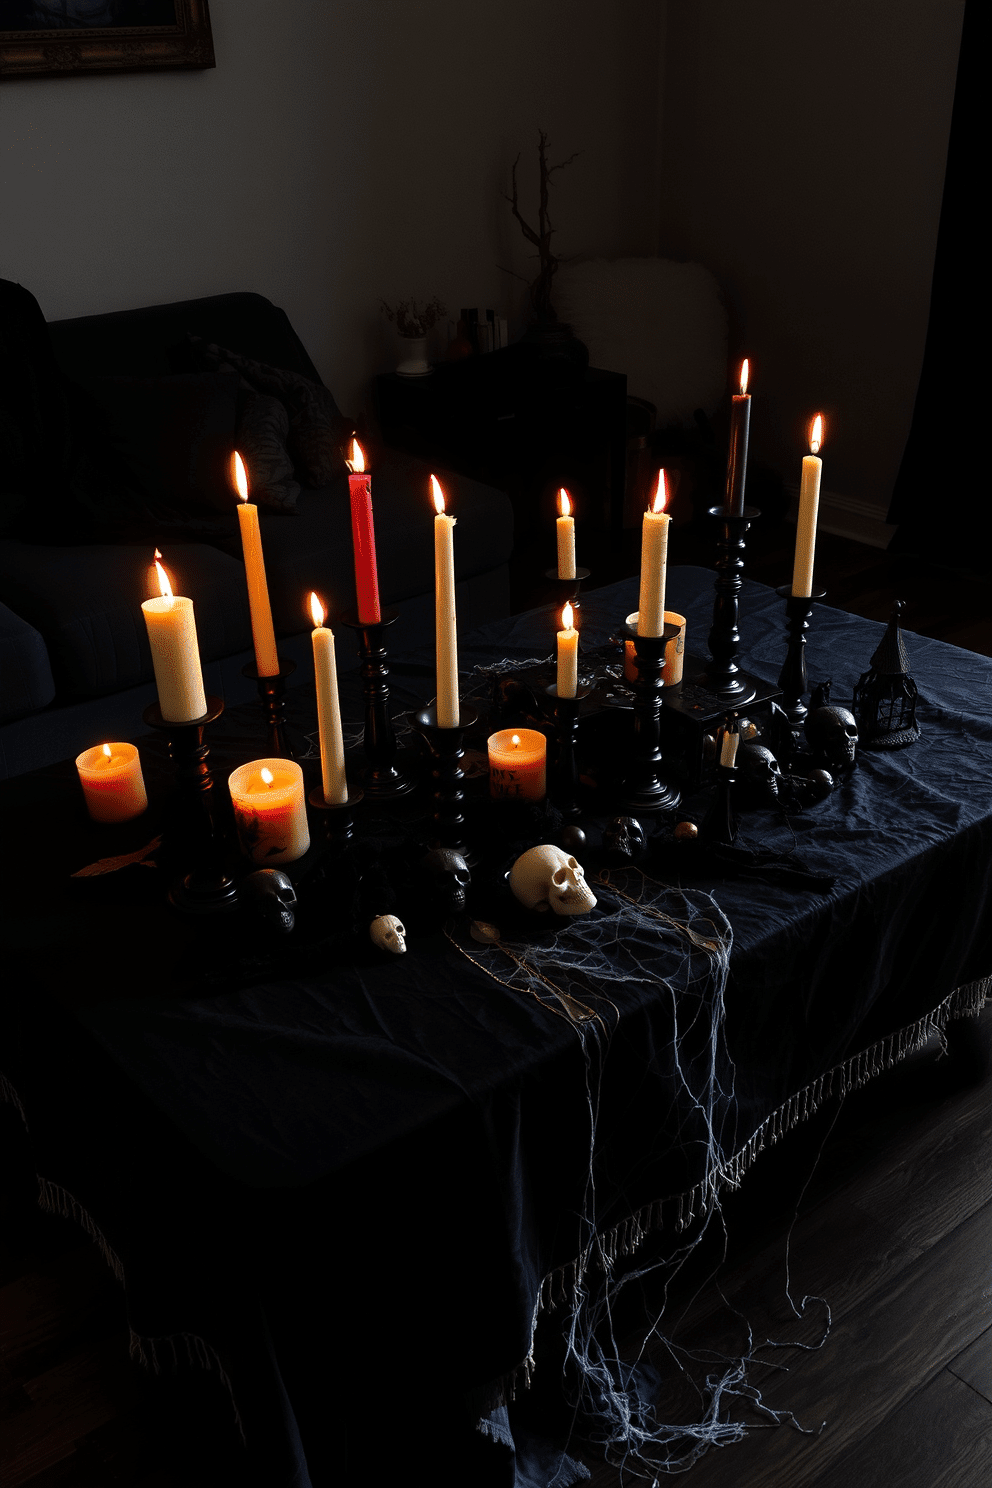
102,743,112,761
740,358,749,395
558,487,572,518
430,474,446,515
233,451,248,502
260,766,274,788
651,469,668,514
309,591,325,628
346,437,366,474
154,556,174,601
511,734,521,749
810,414,823,455
562,601,574,631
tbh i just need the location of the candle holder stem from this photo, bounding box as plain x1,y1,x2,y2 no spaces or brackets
341,609,415,798
776,585,826,726
701,505,759,704
620,623,682,813
700,765,738,846
546,685,589,819
142,697,239,914
243,659,296,758
411,706,479,864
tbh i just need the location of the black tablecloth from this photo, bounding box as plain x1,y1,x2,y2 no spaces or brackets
3,567,991,1488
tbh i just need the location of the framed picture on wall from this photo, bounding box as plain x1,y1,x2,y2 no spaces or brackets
0,0,214,77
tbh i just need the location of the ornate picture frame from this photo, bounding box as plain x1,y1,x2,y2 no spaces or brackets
0,1,214,78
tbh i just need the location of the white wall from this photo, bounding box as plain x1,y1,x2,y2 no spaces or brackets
1,0,663,419
658,0,965,515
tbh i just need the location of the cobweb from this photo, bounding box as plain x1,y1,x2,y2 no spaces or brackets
449,867,831,1480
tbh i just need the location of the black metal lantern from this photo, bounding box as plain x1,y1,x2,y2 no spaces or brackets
852,601,920,748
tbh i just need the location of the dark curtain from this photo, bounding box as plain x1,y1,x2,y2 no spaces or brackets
887,2,987,569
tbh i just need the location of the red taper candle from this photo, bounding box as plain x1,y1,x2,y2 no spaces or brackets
346,437,381,624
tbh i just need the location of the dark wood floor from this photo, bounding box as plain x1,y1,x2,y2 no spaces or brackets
2,525,990,1487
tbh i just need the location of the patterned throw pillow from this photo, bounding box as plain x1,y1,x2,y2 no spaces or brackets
236,390,300,512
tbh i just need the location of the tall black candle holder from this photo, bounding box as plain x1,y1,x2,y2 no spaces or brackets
544,566,591,606
307,784,364,847
242,659,296,758
701,505,759,705
341,609,415,798
411,704,479,864
545,683,591,819
141,696,239,914
776,585,826,726
620,621,682,813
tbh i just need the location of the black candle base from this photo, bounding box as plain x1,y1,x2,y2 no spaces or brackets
340,609,416,798
546,683,590,819
543,566,591,605
411,705,479,865
619,623,682,814
242,659,296,758
308,784,364,846
700,504,760,705
776,585,827,726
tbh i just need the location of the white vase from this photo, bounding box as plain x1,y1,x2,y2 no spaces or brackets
396,335,431,377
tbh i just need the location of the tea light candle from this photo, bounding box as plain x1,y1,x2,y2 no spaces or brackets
228,758,310,864
141,552,207,722
488,728,547,801
556,487,576,579
557,600,578,699
76,742,148,823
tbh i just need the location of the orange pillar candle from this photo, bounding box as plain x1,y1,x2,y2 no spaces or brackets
557,600,578,698
346,437,382,624
726,358,751,516
141,553,208,722
792,415,824,598
76,743,148,823
234,452,280,678
556,487,576,579
488,729,547,801
636,470,670,638
228,758,310,865
431,474,460,728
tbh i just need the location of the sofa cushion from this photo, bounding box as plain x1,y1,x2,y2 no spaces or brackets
235,390,300,511
0,601,56,722
0,540,252,700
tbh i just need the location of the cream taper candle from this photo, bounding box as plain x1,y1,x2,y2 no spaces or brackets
309,592,347,806
141,553,207,722
234,452,280,677
556,601,578,698
792,415,824,598
556,487,576,579
431,474,459,728
637,470,670,638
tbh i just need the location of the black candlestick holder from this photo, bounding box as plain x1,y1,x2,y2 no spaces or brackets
141,696,239,914
700,765,738,845
242,658,296,758
620,621,682,813
544,566,591,606
545,683,591,819
700,505,760,705
410,704,479,864
776,585,826,726
307,784,364,847
341,609,415,798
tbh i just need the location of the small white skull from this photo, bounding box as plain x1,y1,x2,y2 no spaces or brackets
369,914,406,954
509,844,597,916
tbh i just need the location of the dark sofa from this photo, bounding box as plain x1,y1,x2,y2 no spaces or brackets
0,283,514,778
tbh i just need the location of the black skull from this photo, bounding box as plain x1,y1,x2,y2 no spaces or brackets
422,848,472,912
240,868,297,934
805,706,858,771
603,815,646,859
738,743,784,804
787,768,835,807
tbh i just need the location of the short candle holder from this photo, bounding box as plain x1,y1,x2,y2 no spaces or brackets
776,585,827,726
544,566,591,606
620,621,682,813
242,659,296,759
545,683,591,819
411,704,479,864
307,784,364,847
700,505,760,705
141,696,239,914
341,609,416,798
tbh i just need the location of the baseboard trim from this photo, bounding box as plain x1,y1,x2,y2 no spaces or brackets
787,485,896,550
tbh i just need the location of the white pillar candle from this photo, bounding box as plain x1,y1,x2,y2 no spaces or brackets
229,758,310,864
792,415,824,598
234,452,280,678
141,554,207,722
556,487,576,580
76,742,148,823
309,592,347,806
431,474,460,728
556,601,578,699
637,470,671,638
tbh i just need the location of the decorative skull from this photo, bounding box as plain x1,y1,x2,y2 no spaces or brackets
369,914,406,954
603,815,646,859
509,844,597,916
240,868,297,934
738,743,784,805
805,706,858,771
421,848,472,913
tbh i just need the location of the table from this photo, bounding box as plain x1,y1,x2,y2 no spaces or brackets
2,567,990,1488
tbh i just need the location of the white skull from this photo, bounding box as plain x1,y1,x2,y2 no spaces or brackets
370,914,406,954
509,844,597,916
